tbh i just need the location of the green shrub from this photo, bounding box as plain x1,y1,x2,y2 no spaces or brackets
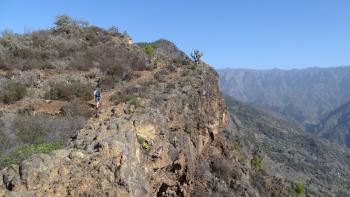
144,44,154,56
295,182,305,195
0,81,27,104
232,143,241,152
138,39,189,64
45,81,94,101
0,142,62,169
251,155,262,171
137,135,150,150
128,96,141,107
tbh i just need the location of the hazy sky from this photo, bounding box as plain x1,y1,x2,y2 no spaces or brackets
1,0,350,69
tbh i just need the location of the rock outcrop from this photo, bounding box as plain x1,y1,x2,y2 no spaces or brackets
0,47,289,196
0,63,207,196
0,16,294,196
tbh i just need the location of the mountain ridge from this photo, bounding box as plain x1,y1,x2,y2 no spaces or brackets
317,100,350,147
225,95,350,196
0,16,292,196
218,66,350,135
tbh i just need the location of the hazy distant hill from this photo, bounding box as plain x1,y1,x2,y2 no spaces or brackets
225,95,350,196
317,100,350,148
218,67,350,126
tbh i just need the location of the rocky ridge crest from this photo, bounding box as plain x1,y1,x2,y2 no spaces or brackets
0,58,292,196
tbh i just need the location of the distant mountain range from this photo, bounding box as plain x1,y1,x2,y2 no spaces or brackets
317,100,350,148
218,66,350,125
218,66,350,148
225,95,350,196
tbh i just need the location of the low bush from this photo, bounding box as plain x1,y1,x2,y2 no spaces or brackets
110,84,147,105
14,113,86,145
0,81,27,104
210,156,241,180
164,83,175,93
143,44,154,56
0,142,61,169
111,94,138,105
0,129,5,149
145,45,154,56
232,143,241,152
137,135,150,150
45,81,94,101
154,71,168,83
67,54,93,71
128,96,141,107
60,99,94,117
137,43,155,56
251,155,263,171
138,39,189,64
98,44,149,77
295,182,305,195
99,75,118,90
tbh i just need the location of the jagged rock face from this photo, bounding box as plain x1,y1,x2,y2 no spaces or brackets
1,149,127,196
0,18,293,196
0,63,223,196
0,62,289,196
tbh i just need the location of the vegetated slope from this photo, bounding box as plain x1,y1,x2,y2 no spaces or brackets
225,96,350,196
0,15,150,74
0,16,292,196
0,15,152,160
218,67,350,127
137,39,188,64
317,100,350,148
0,50,287,197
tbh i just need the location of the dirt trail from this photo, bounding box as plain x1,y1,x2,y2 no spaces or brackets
0,100,68,115
89,68,159,110
0,66,159,116
93,69,157,118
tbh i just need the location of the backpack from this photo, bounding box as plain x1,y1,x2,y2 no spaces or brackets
95,89,101,97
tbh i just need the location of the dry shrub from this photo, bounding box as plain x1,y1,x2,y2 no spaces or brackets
14,113,86,144
0,81,27,104
60,99,94,117
45,81,94,101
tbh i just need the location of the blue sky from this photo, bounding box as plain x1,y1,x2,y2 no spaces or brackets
1,0,350,69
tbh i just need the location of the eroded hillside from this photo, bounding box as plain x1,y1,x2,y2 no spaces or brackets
225,96,350,196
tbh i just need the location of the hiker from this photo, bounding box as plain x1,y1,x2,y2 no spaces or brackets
93,87,102,109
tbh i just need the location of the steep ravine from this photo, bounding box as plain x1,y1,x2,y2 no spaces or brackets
0,63,289,196
225,96,350,196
